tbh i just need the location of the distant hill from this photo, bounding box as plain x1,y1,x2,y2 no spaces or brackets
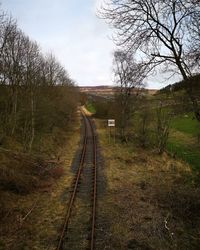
79,85,157,97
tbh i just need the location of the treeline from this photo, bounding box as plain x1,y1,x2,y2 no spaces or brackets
0,10,78,153
95,0,200,154
159,74,200,94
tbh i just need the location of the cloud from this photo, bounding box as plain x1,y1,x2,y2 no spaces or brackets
1,0,115,86
1,0,178,88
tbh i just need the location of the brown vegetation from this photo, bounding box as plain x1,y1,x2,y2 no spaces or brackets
95,119,200,249
99,0,200,122
0,6,80,249
79,86,157,97
0,118,80,249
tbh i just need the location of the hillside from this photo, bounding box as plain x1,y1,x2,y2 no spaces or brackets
79,85,157,97
159,74,200,93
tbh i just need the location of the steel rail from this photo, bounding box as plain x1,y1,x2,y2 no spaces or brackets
56,110,97,250
56,113,87,250
88,117,97,250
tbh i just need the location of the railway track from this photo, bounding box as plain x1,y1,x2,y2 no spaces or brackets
56,110,97,250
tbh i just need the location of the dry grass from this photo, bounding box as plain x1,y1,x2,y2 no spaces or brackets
169,129,197,145
0,116,81,250
95,119,200,250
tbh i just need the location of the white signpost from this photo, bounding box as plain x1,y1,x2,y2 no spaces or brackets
108,119,115,143
108,119,115,127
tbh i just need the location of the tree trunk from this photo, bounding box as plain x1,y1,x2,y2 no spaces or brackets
176,59,200,122
11,87,18,135
29,89,35,152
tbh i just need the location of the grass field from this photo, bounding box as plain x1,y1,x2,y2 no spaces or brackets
95,118,200,250
133,107,200,173
168,113,200,173
171,113,199,136
85,101,96,114
167,141,200,171
91,91,200,173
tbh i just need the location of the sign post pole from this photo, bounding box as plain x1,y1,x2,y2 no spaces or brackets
109,126,111,144
108,119,115,144
114,126,116,144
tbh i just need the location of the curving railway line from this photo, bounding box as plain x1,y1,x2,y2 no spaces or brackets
56,109,97,250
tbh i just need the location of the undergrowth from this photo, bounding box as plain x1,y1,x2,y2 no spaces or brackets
95,118,200,250
167,141,200,174
0,115,80,249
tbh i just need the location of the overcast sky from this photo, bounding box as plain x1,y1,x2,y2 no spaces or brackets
1,0,181,89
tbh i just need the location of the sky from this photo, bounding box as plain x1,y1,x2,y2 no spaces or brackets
1,0,181,89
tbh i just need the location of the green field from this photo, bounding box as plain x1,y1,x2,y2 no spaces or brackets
85,101,96,114
169,113,200,172
171,113,199,136
167,141,200,171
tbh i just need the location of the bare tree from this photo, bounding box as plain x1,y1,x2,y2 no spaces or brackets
0,8,78,153
100,0,200,121
0,11,16,56
113,50,147,141
156,101,171,154
22,37,40,151
188,8,200,70
137,99,150,148
1,19,22,135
